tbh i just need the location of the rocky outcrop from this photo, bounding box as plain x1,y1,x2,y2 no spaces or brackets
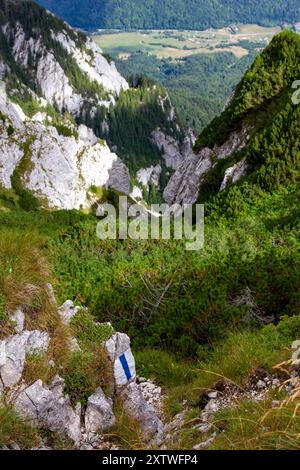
0,2,132,210
0,87,130,209
58,300,81,325
138,377,164,418
1,18,128,117
11,376,82,446
0,290,163,448
151,128,194,171
0,329,49,389
219,158,249,191
136,165,162,190
85,388,116,433
53,31,128,98
105,333,136,388
120,382,164,444
0,1,194,205
164,126,251,205
164,148,213,205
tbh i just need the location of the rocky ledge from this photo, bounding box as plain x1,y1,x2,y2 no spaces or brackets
0,290,164,450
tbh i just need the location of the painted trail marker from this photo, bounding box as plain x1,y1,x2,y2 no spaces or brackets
114,349,136,387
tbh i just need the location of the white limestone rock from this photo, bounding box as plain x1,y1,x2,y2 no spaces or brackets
53,31,128,97
2,19,127,119
85,387,116,433
130,185,143,200
10,309,25,334
13,377,81,446
220,158,249,191
120,382,164,444
139,380,164,418
78,124,98,145
24,124,130,209
0,334,28,388
0,330,50,388
136,164,162,190
0,87,130,210
22,330,50,355
104,333,136,388
58,300,81,325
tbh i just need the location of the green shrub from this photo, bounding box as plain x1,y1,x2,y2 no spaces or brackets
64,348,113,406
71,309,114,348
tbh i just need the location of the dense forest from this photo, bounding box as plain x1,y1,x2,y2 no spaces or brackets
37,0,300,30
116,50,256,133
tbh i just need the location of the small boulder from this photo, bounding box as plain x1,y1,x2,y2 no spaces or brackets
257,380,267,390
0,330,50,388
85,387,116,433
204,399,219,413
0,334,27,388
10,309,25,334
58,300,81,325
120,382,164,444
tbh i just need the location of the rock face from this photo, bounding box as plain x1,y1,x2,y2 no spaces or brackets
164,147,213,205
151,129,186,171
1,17,128,118
85,388,116,433
0,2,132,210
0,330,50,389
0,87,130,209
136,165,162,190
12,377,82,446
164,126,251,205
0,1,193,207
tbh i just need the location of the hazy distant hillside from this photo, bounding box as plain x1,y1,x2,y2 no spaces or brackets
37,0,300,30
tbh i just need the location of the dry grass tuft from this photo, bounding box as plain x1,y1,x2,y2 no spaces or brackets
0,230,50,313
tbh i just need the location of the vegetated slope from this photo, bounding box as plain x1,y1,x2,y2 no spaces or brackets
116,50,257,134
195,30,300,204
164,30,300,206
36,0,300,31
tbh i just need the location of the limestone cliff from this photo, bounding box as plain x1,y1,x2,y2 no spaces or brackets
0,0,189,208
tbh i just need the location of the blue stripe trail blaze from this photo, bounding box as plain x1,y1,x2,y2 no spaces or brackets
119,353,132,381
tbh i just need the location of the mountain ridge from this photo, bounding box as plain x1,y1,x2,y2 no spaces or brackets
36,0,300,31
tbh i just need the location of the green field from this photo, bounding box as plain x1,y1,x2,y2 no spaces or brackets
94,24,281,60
